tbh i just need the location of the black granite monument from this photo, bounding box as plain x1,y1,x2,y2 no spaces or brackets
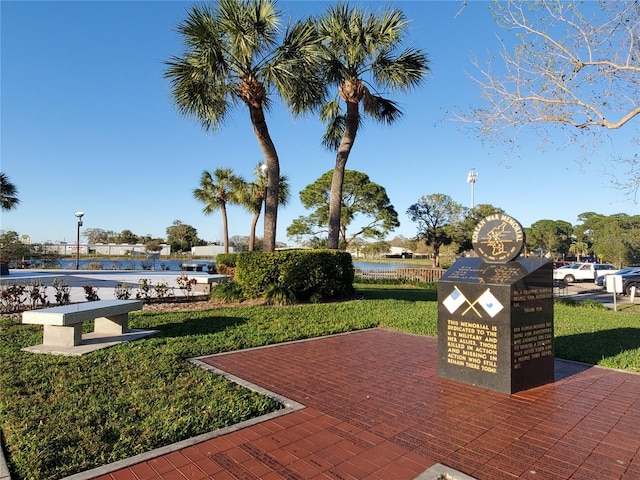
437,214,554,394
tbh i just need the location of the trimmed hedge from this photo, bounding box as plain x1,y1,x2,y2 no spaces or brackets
216,253,237,268
215,253,238,276
234,249,354,304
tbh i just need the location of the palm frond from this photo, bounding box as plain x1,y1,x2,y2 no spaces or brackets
316,1,429,124
319,98,342,123
276,173,291,206
265,18,326,114
321,118,347,152
369,8,406,49
165,5,237,132
165,57,232,131
218,0,280,70
193,168,244,216
0,172,20,211
373,48,430,90
319,99,345,151
362,93,402,124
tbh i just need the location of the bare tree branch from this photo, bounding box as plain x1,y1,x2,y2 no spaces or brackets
457,1,639,130
454,0,639,192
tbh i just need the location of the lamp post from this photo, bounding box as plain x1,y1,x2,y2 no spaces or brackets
74,211,84,269
466,169,478,208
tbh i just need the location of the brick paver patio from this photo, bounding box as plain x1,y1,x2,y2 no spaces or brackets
84,329,639,480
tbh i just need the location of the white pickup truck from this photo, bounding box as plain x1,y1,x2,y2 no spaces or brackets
553,262,619,283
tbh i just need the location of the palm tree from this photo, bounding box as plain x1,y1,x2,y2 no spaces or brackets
165,0,325,252
237,164,291,251
569,241,589,262
0,173,20,211
316,3,429,249
193,168,244,253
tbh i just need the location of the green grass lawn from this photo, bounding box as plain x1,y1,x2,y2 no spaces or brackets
1,283,638,479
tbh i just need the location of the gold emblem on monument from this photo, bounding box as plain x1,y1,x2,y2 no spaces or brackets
472,214,525,263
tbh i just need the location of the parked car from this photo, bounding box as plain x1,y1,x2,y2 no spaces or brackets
553,261,570,269
595,267,640,287
553,262,619,283
620,272,640,296
598,269,640,295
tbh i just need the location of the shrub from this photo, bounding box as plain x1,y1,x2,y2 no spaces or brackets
0,284,26,312
83,285,100,301
52,279,71,305
133,279,175,300
263,282,295,306
216,253,237,268
216,264,235,276
154,281,172,299
136,278,153,300
115,282,133,300
210,281,245,303
214,254,238,276
86,262,104,270
235,249,354,303
176,273,197,298
26,280,48,309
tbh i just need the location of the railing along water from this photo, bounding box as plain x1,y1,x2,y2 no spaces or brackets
355,267,445,282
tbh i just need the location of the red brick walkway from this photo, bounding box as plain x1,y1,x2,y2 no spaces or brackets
88,329,639,480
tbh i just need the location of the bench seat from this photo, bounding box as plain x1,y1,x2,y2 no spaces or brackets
190,274,231,293
22,299,143,348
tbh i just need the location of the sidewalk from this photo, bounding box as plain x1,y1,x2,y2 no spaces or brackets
69,329,639,480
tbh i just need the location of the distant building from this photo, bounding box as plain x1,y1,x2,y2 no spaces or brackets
346,244,412,259
191,245,234,257
43,243,171,256
388,246,413,257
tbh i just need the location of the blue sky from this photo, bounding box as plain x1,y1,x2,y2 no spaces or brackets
2,1,637,246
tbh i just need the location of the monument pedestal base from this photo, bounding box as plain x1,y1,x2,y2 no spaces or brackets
438,257,554,394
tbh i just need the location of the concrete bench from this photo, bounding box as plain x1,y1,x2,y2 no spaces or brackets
190,274,231,294
22,299,143,348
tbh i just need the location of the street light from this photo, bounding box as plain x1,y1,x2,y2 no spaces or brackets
74,211,84,269
466,169,478,208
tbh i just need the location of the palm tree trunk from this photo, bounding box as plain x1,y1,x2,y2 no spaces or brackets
328,101,359,249
221,204,229,254
248,104,280,253
249,212,259,251
340,224,348,248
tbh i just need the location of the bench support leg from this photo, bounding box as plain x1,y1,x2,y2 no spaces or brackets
43,324,83,347
94,314,129,335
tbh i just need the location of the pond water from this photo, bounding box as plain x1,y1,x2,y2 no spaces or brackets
54,259,210,271
41,259,417,272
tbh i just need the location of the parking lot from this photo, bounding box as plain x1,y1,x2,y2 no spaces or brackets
558,280,638,309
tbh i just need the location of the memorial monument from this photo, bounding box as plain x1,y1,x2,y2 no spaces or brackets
438,213,554,394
